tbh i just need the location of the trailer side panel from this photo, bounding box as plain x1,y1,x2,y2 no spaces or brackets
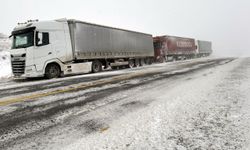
68,20,154,60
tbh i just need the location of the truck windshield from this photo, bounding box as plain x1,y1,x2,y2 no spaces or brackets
12,31,34,49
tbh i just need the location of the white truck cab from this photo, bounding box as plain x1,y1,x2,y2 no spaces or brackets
10,19,91,78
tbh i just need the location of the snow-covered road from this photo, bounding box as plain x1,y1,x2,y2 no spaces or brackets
1,57,250,150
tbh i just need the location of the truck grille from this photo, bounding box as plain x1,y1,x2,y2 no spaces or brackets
11,57,26,76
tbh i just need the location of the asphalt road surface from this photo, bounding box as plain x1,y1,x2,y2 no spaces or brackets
1,57,249,150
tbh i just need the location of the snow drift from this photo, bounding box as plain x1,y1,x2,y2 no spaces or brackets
0,33,12,79
0,51,12,79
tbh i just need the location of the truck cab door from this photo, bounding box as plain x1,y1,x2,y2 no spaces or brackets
34,31,54,72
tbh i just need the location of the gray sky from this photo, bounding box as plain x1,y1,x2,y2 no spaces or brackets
1,0,250,56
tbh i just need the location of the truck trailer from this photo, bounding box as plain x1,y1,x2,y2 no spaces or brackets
196,40,213,57
10,19,154,78
153,35,197,62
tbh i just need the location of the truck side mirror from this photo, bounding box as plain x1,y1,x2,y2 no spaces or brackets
37,32,43,46
36,31,49,46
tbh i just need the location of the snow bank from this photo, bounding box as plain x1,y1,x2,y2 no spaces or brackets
0,51,12,79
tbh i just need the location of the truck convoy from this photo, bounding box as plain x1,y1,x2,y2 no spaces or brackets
9,19,212,78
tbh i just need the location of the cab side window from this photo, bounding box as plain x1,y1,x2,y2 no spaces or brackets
36,32,49,46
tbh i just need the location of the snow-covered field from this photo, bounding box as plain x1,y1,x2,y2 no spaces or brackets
0,35,10,50
0,51,12,79
0,33,12,79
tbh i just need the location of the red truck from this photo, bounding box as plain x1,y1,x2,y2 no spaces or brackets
153,35,197,62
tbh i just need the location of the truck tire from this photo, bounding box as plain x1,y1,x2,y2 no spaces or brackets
45,64,61,79
135,59,140,67
146,58,153,65
92,60,102,73
145,58,150,65
140,58,146,66
127,59,135,68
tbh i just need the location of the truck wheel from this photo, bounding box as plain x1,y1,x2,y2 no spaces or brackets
92,60,102,73
158,57,165,63
111,66,119,70
45,64,61,79
128,59,135,68
135,59,140,67
140,58,146,66
146,58,153,65
145,58,151,65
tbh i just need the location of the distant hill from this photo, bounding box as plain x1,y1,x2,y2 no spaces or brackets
0,33,11,51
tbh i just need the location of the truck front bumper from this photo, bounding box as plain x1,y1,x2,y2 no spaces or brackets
15,65,44,78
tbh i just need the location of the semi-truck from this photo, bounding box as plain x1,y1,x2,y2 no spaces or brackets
10,19,154,78
196,40,213,57
153,35,197,62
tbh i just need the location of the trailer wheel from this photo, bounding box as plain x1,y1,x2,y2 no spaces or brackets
140,58,146,66
45,63,61,79
127,59,135,68
135,59,140,67
92,60,102,73
158,56,165,63
145,58,151,65
147,58,153,65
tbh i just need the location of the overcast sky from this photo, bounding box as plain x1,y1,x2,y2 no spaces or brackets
1,0,250,56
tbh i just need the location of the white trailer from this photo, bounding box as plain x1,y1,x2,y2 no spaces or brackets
196,40,213,57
